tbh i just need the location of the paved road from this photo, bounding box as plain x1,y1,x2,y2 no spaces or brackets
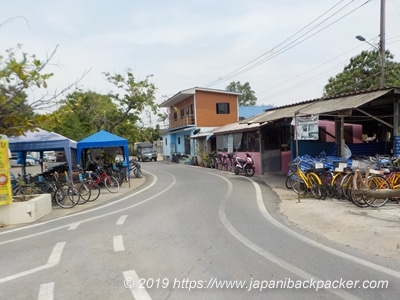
1,162,400,299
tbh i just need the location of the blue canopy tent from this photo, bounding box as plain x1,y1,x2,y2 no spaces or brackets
77,130,130,186
8,128,77,177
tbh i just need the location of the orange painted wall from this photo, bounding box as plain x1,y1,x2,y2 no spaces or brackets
195,91,238,126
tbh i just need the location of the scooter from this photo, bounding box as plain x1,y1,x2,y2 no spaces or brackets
234,153,255,177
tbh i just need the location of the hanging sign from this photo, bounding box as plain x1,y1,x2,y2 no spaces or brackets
292,115,319,140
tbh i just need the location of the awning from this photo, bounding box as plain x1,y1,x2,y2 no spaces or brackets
296,90,390,116
212,122,260,134
242,89,392,124
189,132,214,139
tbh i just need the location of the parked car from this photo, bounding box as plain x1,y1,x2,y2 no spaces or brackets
43,153,57,162
9,155,37,167
134,142,157,161
26,155,39,165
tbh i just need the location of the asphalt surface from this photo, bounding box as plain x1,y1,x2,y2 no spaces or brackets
11,162,400,260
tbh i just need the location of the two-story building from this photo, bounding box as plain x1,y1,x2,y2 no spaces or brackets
160,87,240,161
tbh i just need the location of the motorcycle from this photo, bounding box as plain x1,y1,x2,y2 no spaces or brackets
129,158,143,178
234,153,255,177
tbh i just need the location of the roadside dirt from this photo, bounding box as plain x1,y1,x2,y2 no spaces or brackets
265,175,400,260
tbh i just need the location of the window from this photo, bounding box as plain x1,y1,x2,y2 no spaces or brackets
173,112,177,121
181,108,184,118
238,131,259,151
216,103,230,114
178,137,181,144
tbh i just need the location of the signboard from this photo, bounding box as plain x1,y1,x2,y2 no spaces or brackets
0,140,12,206
292,115,319,140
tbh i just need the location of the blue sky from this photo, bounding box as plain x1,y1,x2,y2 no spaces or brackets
1,0,400,121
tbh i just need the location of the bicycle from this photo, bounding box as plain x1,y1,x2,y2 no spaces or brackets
345,168,391,208
218,152,229,171
12,173,41,200
209,151,218,169
90,166,120,193
129,158,143,178
323,168,352,199
40,172,79,208
227,152,236,173
288,160,325,199
78,170,101,202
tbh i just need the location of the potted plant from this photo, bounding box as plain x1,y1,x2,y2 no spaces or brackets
202,153,212,167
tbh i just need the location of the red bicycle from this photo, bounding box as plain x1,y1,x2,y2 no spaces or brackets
90,167,120,194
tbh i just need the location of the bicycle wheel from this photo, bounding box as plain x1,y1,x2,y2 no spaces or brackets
133,167,143,178
21,185,41,196
55,184,78,208
348,174,369,208
307,173,323,199
340,173,354,202
217,159,223,170
289,173,307,195
221,159,228,171
364,175,390,207
322,171,335,198
86,180,101,202
78,182,91,204
113,170,124,185
285,174,293,189
389,172,400,201
104,176,120,193
332,172,346,199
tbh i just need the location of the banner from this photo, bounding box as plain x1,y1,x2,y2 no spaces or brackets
0,139,12,205
292,115,319,140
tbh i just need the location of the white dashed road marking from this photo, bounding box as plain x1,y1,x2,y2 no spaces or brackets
113,235,125,252
0,242,66,284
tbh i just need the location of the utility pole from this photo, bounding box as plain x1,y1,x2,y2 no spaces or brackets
379,0,386,88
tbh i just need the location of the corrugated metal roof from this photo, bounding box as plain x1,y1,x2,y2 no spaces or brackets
242,89,393,124
297,90,390,116
160,87,241,107
212,122,260,134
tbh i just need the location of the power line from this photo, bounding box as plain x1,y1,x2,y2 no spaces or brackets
201,0,372,88
201,0,350,86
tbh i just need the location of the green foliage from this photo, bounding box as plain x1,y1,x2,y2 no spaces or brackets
0,45,54,136
0,45,159,143
324,50,400,97
226,81,257,106
43,69,159,144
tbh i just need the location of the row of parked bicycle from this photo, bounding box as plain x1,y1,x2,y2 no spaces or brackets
286,153,400,208
12,159,143,209
206,151,256,177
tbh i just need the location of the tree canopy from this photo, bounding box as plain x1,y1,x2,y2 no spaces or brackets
323,50,400,97
41,70,160,144
225,81,257,106
0,45,54,136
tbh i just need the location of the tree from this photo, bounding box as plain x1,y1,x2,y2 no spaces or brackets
41,90,119,140
0,43,85,137
323,50,400,97
226,81,257,106
42,69,159,144
0,45,54,136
